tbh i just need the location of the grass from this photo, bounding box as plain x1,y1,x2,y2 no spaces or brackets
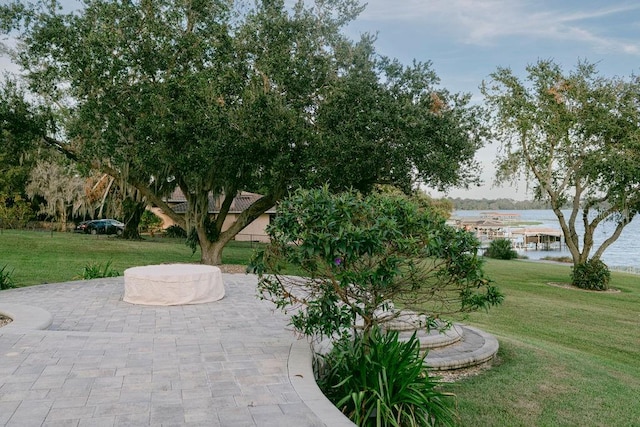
450,259,640,426
1,230,639,425
0,229,257,286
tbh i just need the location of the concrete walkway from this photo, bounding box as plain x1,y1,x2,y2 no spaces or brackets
0,274,352,426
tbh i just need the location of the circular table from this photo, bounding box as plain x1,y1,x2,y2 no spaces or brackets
123,264,225,306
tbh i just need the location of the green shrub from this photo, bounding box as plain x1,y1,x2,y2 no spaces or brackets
0,265,16,290
164,224,187,238
572,259,610,290
80,261,120,280
485,238,518,260
0,194,34,229
253,187,503,339
140,210,163,233
316,327,457,427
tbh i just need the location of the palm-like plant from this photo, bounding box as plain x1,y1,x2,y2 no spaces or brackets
316,327,457,427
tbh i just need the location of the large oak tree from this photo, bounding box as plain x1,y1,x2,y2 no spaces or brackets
2,0,485,265
482,60,640,286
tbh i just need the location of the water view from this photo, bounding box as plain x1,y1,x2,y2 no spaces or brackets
454,210,640,272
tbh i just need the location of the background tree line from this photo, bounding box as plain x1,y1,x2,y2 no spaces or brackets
447,197,563,211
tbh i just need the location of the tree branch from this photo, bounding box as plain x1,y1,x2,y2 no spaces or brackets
218,192,280,244
99,163,186,228
593,212,632,260
214,188,236,236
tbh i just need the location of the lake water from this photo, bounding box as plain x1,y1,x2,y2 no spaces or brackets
454,210,640,271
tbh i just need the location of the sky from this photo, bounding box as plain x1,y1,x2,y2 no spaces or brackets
344,0,640,200
2,0,640,200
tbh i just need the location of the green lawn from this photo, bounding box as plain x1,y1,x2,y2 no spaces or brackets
1,230,639,425
451,259,640,426
0,229,256,286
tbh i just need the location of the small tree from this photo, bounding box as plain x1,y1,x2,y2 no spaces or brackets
482,60,640,289
0,193,33,229
251,187,503,340
140,210,163,235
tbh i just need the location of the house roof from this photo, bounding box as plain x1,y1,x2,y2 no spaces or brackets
168,188,276,215
511,227,563,237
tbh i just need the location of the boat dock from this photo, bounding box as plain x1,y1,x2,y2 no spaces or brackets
450,212,565,252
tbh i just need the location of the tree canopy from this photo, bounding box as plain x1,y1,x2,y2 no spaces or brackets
2,0,486,264
0,78,47,198
482,59,640,286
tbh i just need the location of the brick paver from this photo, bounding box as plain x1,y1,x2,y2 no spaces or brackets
0,274,326,426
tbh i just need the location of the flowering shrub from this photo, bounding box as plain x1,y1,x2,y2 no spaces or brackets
251,188,503,427
251,187,503,339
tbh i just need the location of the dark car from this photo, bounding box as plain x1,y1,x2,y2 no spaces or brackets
74,220,94,233
83,219,125,235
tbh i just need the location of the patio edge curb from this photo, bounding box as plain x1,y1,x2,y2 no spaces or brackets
0,304,53,332
287,339,356,426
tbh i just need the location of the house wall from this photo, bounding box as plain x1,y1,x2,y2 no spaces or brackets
223,214,271,243
148,207,270,242
149,207,176,229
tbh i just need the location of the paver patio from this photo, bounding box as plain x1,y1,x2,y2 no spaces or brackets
0,274,350,426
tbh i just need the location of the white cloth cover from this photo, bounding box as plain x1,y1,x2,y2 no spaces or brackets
123,264,225,306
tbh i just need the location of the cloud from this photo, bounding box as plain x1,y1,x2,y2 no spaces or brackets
359,0,640,55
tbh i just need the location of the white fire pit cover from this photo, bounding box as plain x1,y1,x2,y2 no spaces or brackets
123,264,225,306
